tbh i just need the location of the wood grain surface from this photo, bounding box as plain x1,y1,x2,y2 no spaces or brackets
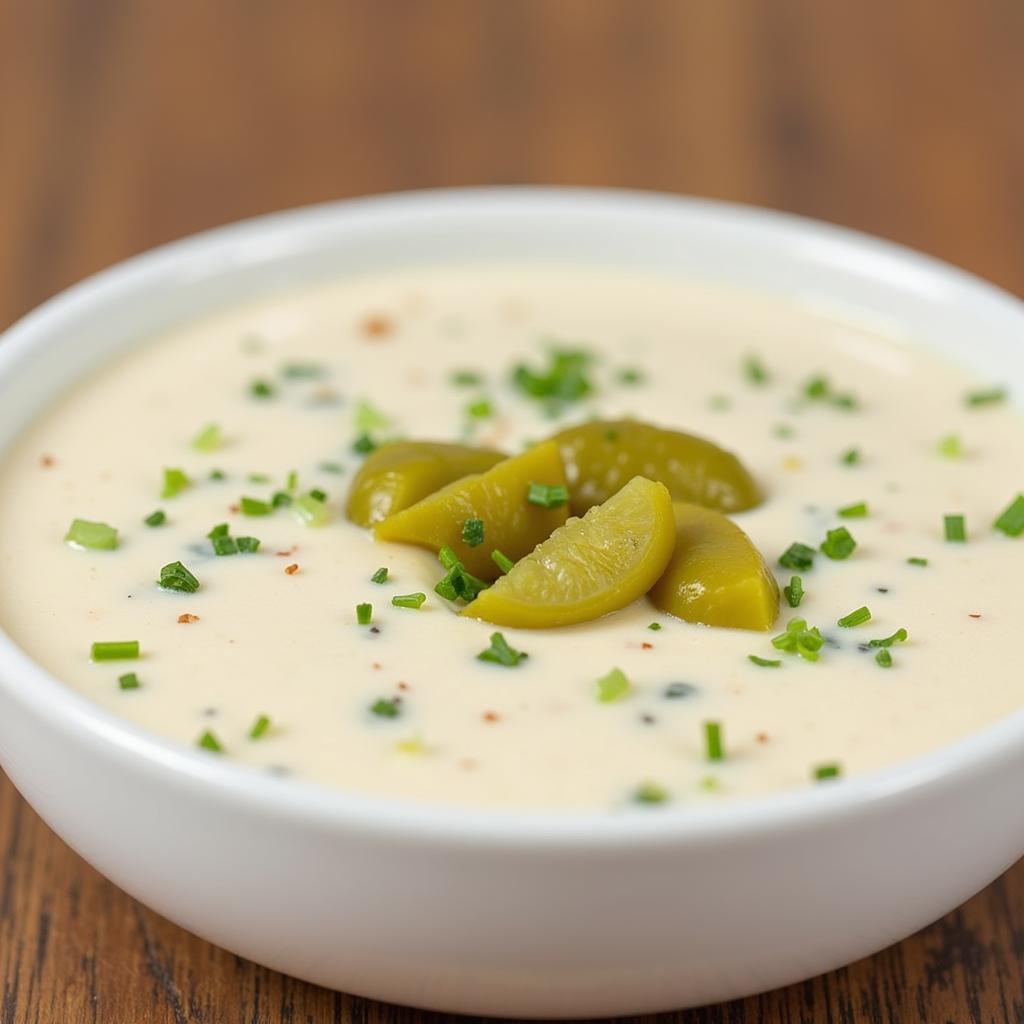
2,2,1023,1021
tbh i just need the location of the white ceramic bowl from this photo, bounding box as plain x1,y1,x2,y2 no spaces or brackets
1,189,1022,1018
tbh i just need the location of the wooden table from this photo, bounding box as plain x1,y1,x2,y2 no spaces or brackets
2,3,1023,1021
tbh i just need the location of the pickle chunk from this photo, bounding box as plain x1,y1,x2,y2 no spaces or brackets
373,441,568,579
649,503,780,631
551,419,761,516
464,476,675,628
346,441,505,527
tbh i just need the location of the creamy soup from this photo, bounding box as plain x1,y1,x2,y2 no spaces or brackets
0,266,1021,810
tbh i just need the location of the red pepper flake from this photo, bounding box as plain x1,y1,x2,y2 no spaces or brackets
968,613,982,619
178,613,200,624
641,642,653,650
361,314,394,339
458,757,479,772
482,711,501,723
275,547,296,557
372,661,382,670
397,681,409,691
39,454,55,468
756,732,770,744
229,504,240,514
284,563,299,575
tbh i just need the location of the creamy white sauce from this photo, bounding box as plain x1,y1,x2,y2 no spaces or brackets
0,266,1021,809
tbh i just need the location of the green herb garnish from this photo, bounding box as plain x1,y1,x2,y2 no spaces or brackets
118,672,141,690
392,592,426,609
994,494,1024,537
209,469,227,481
477,632,527,667
814,763,841,781
595,667,631,703
779,542,816,571
704,721,724,761
743,354,769,385
840,447,861,466
356,603,373,625
837,501,869,519
144,510,166,527
491,549,514,574
647,622,663,631
434,547,490,602
937,434,963,459
451,369,483,387
271,490,293,508
462,518,485,548
371,567,389,584
161,467,191,499
236,536,260,553
64,519,118,551
247,472,271,484
308,488,327,503
158,560,200,593
293,494,330,526
465,398,493,419
907,556,929,566
943,514,966,542
875,648,893,668
783,576,804,608
212,535,239,556
771,618,825,661
351,433,376,455
748,655,782,668
820,526,857,560
370,697,400,718
249,379,275,399
318,461,344,474
191,423,222,452
617,367,645,386
511,347,594,411
281,362,324,380
868,628,908,648
240,496,272,516
965,386,1007,407
91,641,139,662
632,782,669,805
197,730,223,752
527,481,569,508
837,605,871,628
286,470,299,492
249,714,271,739
353,397,390,435
803,375,858,410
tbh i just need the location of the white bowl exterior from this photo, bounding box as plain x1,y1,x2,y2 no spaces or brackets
1,189,1023,1016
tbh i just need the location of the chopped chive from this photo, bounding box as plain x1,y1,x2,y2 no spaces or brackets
158,560,200,593
293,494,330,526
527,481,569,508
271,490,293,508
438,546,460,571
803,375,859,410
451,369,483,387
91,641,139,661
743,354,769,385
356,603,373,625
778,542,816,570
994,494,1024,537
704,721,724,761
209,469,227,481
965,386,1007,407
664,682,697,699
821,526,857,560
462,518,485,548
617,367,645,386
875,648,893,668
647,622,663,631
814,763,842,781
197,730,223,752
748,655,782,668
907,556,929,566
249,714,271,739
392,592,426,609
281,361,325,380
191,423,222,452
118,672,140,690
595,667,631,703
771,618,825,662
837,501,869,518
868,628,908,648
783,576,804,608
840,447,861,466
240,496,272,516
465,397,493,419
247,472,271,484
249,379,275,399
632,781,669,805
511,348,594,413
307,488,327,503
937,434,963,459
236,536,260,553
211,535,239,556
144,510,166,528
64,519,118,551
161,467,191,499
286,470,299,492
773,423,795,439
804,376,828,399
318,461,345,474
370,567,389,584
491,549,514,574
434,548,490,603
370,697,400,718
207,523,229,539
477,632,527,667
351,433,377,455
837,605,872,628
709,393,731,411
943,514,966,542
353,397,390,434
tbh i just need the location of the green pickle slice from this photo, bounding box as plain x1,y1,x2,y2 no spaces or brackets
550,419,762,516
649,502,780,631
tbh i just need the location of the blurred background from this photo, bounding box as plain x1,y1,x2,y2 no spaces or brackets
2,2,1023,1022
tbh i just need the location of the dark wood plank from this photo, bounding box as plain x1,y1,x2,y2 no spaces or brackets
2,2,1023,1021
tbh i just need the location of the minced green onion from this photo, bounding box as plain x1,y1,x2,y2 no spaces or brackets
840,447,861,466
318,461,344,474
814,763,842,781
778,542,815,570
240,496,272,516
907,556,929,567
371,567,389,584
353,398,389,434
236,536,260,553
212,535,238,556
937,434,963,458
477,632,527,667
465,397,493,419
647,622,662,631
451,369,483,387
704,721,724,761
595,667,631,703
351,433,376,455
803,375,859,410
868,628,908,648
281,361,325,380
144,510,166,528
158,560,200,593
527,481,569,508
249,379,275,399
118,672,140,690
91,641,139,662
944,514,966,542
161,467,191,499
743,354,769,385
247,472,271,484
491,549,514,574
249,714,271,739
462,518,485,548
197,730,223,752
617,367,644,386
64,519,118,551
709,394,731,411
271,490,293,508
286,470,299,492
356,603,373,625
632,782,669,805
292,494,330,526
783,576,804,608
209,469,227,481
308,488,328,503
511,348,594,412
965,386,1007,407
994,494,1024,537
370,697,400,718
837,501,869,519
837,605,871,628
207,523,229,539
748,655,782,668
392,592,426,609
191,423,222,452
875,648,893,668
821,526,857,560
771,618,825,662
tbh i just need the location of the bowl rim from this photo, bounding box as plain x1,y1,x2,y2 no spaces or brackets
2,184,1023,849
